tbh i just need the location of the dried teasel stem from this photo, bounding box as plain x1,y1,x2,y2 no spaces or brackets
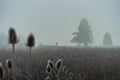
26,33,35,80
8,27,19,80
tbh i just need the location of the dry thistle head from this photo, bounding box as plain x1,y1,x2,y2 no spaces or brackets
0,62,3,79
26,33,35,48
62,66,66,72
8,27,18,44
6,59,12,69
48,60,54,69
46,64,51,74
56,59,62,70
70,72,73,77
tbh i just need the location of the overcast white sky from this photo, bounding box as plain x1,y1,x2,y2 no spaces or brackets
0,0,120,46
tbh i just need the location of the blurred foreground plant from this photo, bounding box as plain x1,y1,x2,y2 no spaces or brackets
8,27,19,80
6,59,12,80
0,62,4,80
46,59,73,80
26,33,35,80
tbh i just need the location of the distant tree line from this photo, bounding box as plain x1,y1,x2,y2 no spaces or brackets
103,32,113,46
71,18,113,47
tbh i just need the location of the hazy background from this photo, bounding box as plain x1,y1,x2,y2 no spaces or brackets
0,0,120,46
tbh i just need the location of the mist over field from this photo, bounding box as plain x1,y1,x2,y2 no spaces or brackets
0,0,120,46
0,0,120,80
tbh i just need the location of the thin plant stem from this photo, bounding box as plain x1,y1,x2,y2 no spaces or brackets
29,47,32,80
12,43,16,80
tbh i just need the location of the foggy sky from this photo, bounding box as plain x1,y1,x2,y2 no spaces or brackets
0,0,120,46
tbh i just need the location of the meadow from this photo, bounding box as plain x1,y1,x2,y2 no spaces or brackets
0,46,120,80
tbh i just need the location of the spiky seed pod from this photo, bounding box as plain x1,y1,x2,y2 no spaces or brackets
48,60,54,69
26,33,35,47
46,65,51,74
62,66,66,72
70,72,73,77
56,59,62,70
8,27,18,44
45,76,50,80
6,59,12,69
0,62,3,79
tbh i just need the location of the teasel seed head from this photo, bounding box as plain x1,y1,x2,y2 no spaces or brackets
62,66,66,72
56,59,62,70
0,62,3,79
70,72,73,77
26,33,35,48
8,27,18,44
46,64,51,74
48,60,54,69
6,59,12,69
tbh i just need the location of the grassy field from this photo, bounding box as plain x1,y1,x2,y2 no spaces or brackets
0,46,120,80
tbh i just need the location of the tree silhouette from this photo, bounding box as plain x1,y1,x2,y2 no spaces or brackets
71,18,93,46
8,27,19,80
26,33,35,80
103,32,113,46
